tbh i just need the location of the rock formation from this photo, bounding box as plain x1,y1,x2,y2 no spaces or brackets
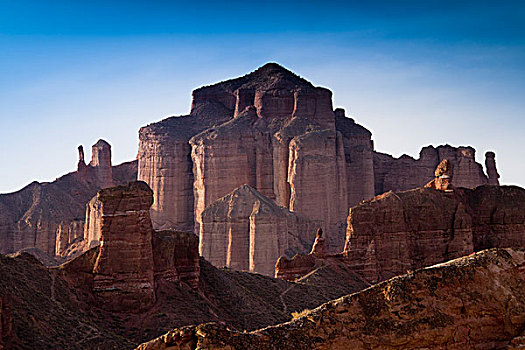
152,230,200,290
485,151,500,185
276,163,525,284
310,228,327,257
138,248,525,350
373,145,490,195
199,184,308,276
69,181,202,312
138,63,497,271
0,140,137,260
344,185,525,284
424,158,453,191
89,139,114,188
90,181,156,312
0,178,364,348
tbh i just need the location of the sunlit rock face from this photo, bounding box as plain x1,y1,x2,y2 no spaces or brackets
137,63,497,271
199,184,307,276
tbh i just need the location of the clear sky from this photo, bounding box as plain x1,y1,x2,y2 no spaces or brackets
1,0,524,193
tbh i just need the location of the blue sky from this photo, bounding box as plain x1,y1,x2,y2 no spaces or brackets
1,0,524,192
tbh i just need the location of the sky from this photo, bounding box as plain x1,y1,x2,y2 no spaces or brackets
0,0,524,192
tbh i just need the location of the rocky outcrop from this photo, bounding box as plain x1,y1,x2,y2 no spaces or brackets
137,248,525,350
334,109,375,207
276,176,525,285
140,64,375,258
61,181,202,313
344,185,525,284
137,63,498,272
485,151,500,185
199,184,307,276
55,219,84,256
90,181,156,312
374,145,490,195
0,140,137,258
424,159,453,191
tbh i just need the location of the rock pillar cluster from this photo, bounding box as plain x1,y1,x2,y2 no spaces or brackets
137,63,500,275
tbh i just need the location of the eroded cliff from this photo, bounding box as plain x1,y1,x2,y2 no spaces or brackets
137,63,497,273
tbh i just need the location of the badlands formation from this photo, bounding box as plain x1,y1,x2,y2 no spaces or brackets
0,63,501,276
0,63,523,350
138,63,499,275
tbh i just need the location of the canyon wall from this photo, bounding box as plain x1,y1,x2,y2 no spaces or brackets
0,140,137,258
137,63,498,273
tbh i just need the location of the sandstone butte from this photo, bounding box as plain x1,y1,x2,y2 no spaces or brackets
137,248,525,350
137,62,500,275
0,139,137,262
0,181,366,349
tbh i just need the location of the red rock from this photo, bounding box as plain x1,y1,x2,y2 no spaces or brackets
199,184,306,276
344,185,525,284
54,219,84,256
137,63,498,272
152,230,200,289
424,158,454,191
91,181,156,312
89,139,114,188
310,228,327,256
374,144,491,195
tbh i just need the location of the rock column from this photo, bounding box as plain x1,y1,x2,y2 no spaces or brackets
91,181,155,312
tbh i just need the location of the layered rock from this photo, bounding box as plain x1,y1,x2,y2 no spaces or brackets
138,248,525,350
137,63,499,272
55,219,84,256
0,140,137,258
344,185,525,284
374,145,490,195
140,63,375,260
91,181,156,312
152,230,200,289
334,109,375,207
199,184,306,276
188,64,344,246
65,181,202,313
